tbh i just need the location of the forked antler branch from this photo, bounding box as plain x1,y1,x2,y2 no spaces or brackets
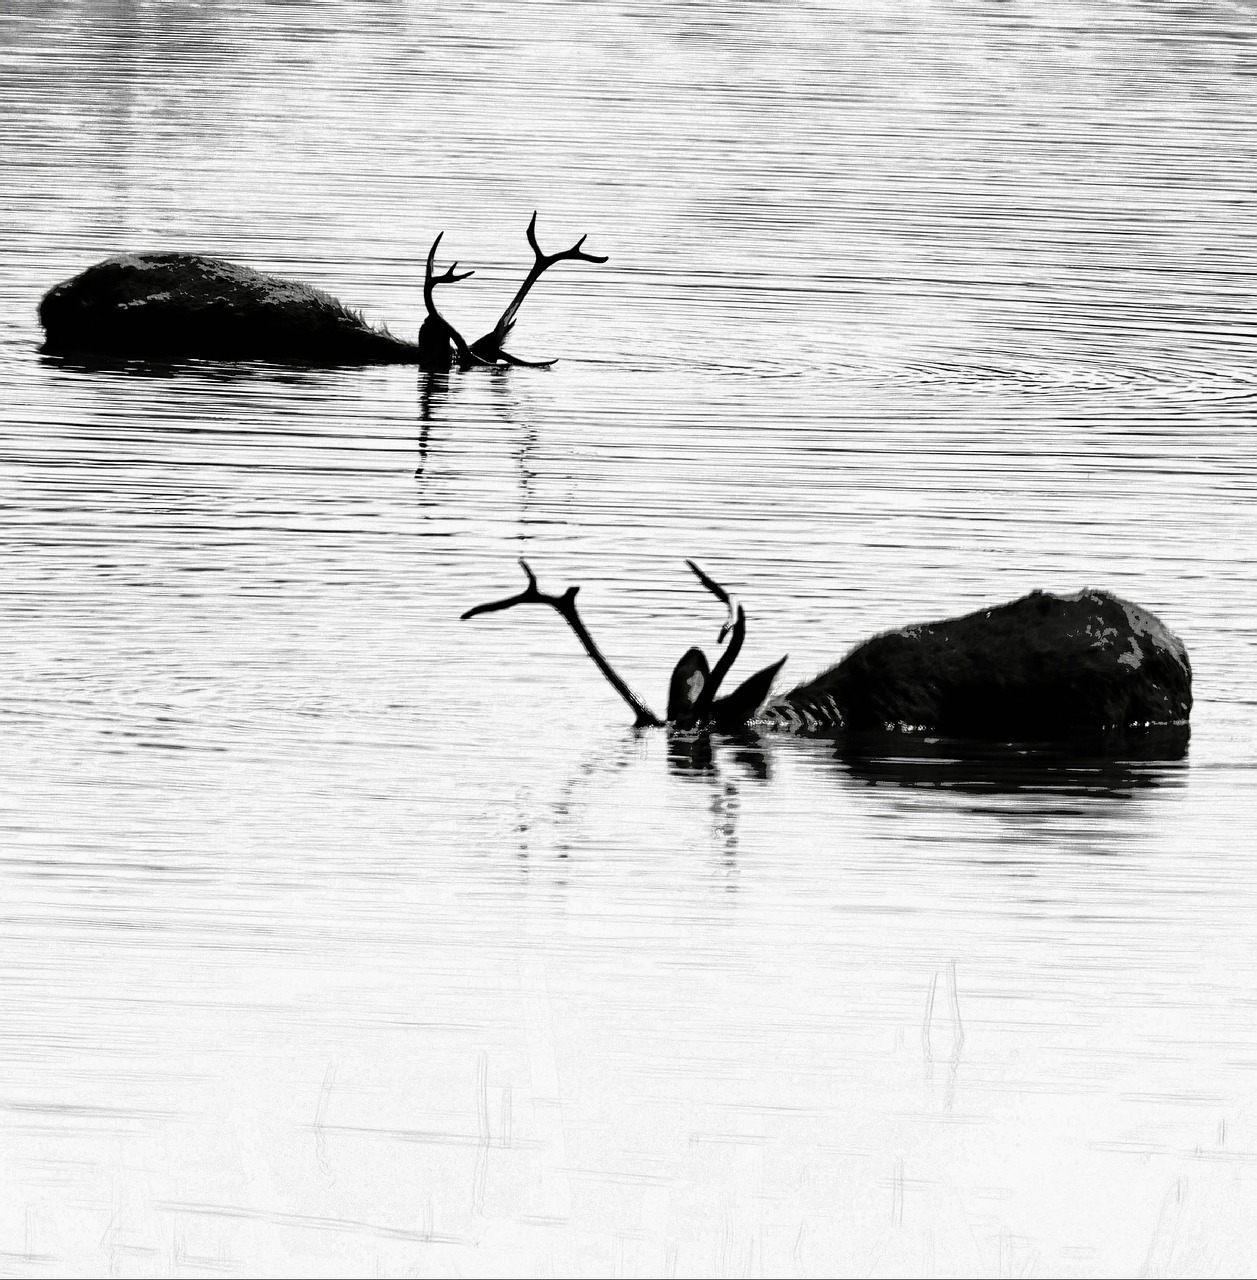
471,213,609,364
525,211,610,271
461,559,662,728
423,232,475,297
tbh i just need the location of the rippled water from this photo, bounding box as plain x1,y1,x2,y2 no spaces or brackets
3,1,1257,1275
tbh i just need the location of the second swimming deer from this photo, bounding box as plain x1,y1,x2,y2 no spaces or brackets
38,214,607,368
462,561,1193,743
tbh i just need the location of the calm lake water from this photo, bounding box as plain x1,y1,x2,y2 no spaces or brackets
3,1,1257,1275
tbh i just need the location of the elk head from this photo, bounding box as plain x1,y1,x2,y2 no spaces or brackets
461,560,786,732
417,216,607,370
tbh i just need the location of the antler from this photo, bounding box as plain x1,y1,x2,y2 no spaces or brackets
686,559,738,642
470,212,609,365
685,562,788,729
420,233,484,368
461,560,662,728
686,562,746,712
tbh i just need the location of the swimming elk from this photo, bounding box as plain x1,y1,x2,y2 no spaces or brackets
37,213,607,368
462,562,1193,742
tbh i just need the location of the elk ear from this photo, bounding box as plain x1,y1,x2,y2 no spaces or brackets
709,657,787,732
667,647,710,722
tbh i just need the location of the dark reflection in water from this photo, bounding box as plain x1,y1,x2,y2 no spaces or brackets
828,725,1191,797
489,368,540,510
659,722,1188,800
667,729,771,781
667,732,771,872
39,347,338,389
416,369,449,477
418,368,450,422
415,367,536,494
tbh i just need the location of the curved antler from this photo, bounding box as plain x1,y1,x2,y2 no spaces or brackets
684,562,787,729
419,233,485,369
470,212,609,365
461,560,662,728
686,561,746,714
686,559,738,642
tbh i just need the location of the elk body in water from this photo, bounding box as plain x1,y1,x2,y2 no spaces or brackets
37,214,606,369
462,561,1193,742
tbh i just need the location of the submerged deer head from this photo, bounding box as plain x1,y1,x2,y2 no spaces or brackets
461,560,787,732
418,213,608,372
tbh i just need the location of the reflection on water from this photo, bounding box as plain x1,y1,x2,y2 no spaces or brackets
663,725,1192,801
3,0,1257,1275
667,729,772,781
416,370,449,480
829,726,1192,797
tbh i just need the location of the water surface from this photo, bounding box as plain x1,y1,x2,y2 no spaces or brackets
2,1,1257,1275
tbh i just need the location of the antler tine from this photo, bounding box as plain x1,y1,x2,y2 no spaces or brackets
525,211,543,263
425,232,444,280
434,262,475,284
561,233,609,265
687,560,738,642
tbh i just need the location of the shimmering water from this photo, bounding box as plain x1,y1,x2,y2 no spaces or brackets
2,1,1257,1275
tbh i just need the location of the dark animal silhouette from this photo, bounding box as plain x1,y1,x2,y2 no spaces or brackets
37,214,606,368
765,588,1192,738
462,562,1193,742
